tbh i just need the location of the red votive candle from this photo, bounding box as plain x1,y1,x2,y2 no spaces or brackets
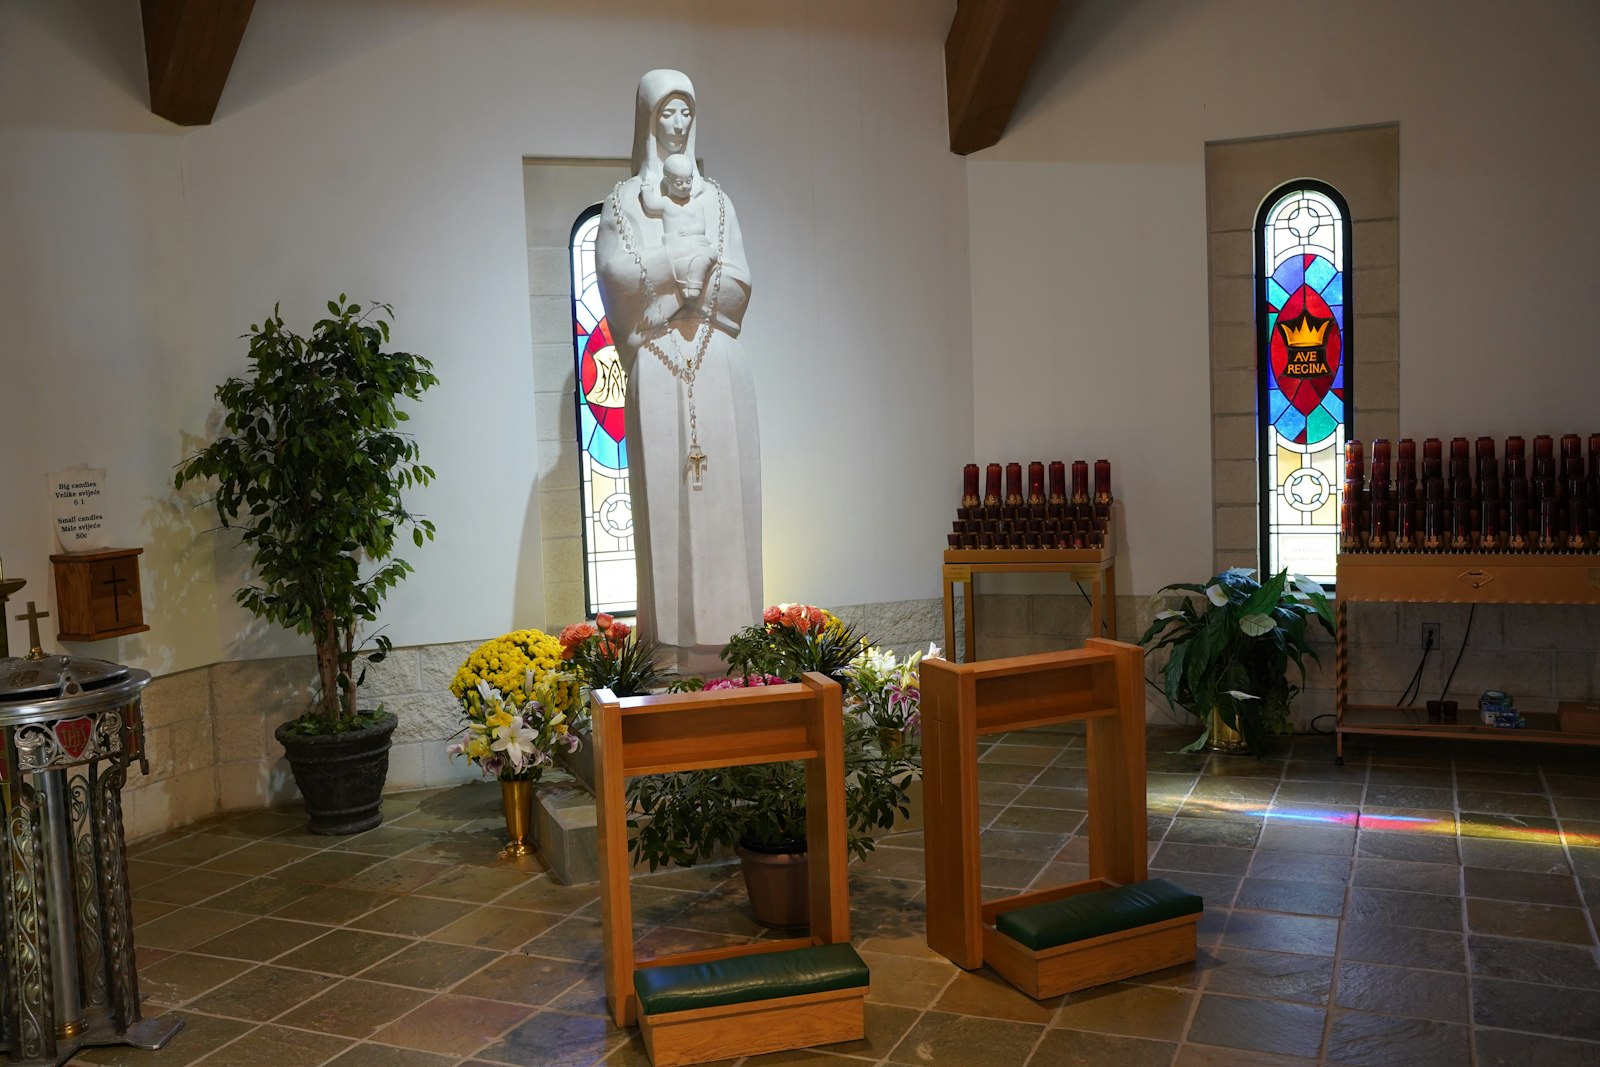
1424,437,1442,462
1070,461,1089,504
1539,498,1557,549
1535,435,1554,461
1451,437,1470,462
1423,500,1444,549
1563,434,1582,460
1589,434,1600,475
962,464,980,507
1397,439,1416,482
1027,461,1045,506
1452,498,1472,548
984,463,1002,507
1048,461,1066,505
947,532,961,548
1346,440,1365,482
1004,463,1022,505
1476,436,1495,460
1397,497,1415,547
1506,435,1525,461
1094,460,1112,504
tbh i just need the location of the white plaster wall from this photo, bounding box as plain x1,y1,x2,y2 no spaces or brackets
0,0,973,678
967,0,1600,594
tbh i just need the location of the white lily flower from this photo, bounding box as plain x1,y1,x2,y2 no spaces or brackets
492,720,540,771
1206,584,1230,606
475,679,495,704
1155,609,1181,620
926,642,944,661
1224,690,1260,700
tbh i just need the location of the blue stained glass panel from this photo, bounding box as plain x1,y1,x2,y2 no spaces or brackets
1257,183,1351,586
1304,258,1336,293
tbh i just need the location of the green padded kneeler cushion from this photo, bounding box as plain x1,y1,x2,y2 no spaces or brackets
634,943,869,1017
995,879,1204,951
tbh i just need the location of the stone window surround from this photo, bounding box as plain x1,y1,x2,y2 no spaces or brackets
1206,124,1400,577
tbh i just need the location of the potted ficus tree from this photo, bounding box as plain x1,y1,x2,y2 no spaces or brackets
176,296,438,834
1139,568,1334,754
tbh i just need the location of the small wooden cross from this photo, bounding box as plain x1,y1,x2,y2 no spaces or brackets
15,601,48,658
102,568,129,622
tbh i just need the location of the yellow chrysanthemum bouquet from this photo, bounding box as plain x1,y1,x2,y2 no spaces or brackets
448,629,583,781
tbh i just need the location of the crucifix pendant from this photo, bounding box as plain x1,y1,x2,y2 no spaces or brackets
686,445,707,491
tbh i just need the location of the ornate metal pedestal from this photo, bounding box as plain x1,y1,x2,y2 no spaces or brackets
0,649,183,1064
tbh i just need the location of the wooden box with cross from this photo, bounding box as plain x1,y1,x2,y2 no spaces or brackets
49,548,149,641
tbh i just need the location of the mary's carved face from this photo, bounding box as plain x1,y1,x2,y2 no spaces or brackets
655,94,693,155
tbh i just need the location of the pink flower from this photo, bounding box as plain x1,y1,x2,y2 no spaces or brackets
763,605,782,625
705,674,788,690
609,621,631,639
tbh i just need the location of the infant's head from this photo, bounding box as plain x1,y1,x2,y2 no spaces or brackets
662,154,695,198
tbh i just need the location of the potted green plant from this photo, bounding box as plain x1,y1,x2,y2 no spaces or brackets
1139,568,1334,754
625,606,928,927
176,297,438,834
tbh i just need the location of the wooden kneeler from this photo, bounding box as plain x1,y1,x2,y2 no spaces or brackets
921,639,1202,998
592,674,868,1067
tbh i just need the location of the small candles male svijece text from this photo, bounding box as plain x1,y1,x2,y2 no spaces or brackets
950,458,1115,551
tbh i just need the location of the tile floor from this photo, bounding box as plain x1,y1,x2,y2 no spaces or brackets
71,724,1600,1067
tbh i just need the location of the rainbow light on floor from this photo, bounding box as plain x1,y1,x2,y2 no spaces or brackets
1168,795,1600,847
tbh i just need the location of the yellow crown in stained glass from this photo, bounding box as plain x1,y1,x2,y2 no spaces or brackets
1279,312,1331,348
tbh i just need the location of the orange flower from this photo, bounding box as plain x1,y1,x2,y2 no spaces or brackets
596,612,614,630
763,605,782,625
610,621,631,639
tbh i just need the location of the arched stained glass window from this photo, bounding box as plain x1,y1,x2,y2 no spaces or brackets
570,205,635,617
1256,181,1352,586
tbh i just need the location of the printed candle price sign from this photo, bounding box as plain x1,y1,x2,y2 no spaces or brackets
49,467,110,552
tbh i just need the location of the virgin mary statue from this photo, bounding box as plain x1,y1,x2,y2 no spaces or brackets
595,69,761,675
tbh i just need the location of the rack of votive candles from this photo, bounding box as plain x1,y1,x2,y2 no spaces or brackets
950,460,1115,551
1339,434,1600,553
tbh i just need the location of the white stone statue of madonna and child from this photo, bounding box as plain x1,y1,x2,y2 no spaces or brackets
595,69,762,676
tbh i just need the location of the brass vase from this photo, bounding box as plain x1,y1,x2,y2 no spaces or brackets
500,779,535,858
1205,708,1249,754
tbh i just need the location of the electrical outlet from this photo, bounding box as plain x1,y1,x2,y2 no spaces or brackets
1421,623,1441,650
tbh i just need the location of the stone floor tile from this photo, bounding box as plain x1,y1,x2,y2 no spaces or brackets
860,950,956,1009
323,1046,459,1067
133,867,252,906
1203,947,1333,1004
1457,789,1554,817
1355,830,1460,865
1173,1046,1316,1067
1323,1009,1470,1067
135,907,254,952
1346,886,1462,931
1050,981,1193,1040
1337,922,1467,972
933,967,1057,1024
1221,910,1339,956
1028,1028,1177,1067
884,1009,1043,1066
1473,1029,1600,1067
190,916,328,962
276,927,413,976
430,905,563,950
270,885,390,924
1274,780,1366,806
187,964,338,1022
1466,897,1595,944
1185,994,1325,1058
190,1023,351,1066
1471,977,1600,1040
1151,842,1253,876
452,953,592,1006
1364,784,1454,810
1147,869,1239,906
135,952,253,1005
1247,849,1353,884
1164,816,1263,849
1458,837,1572,875
1333,962,1468,1022
371,994,536,1058
197,840,322,877
357,940,501,990
1467,934,1600,989
1233,877,1346,917
1350,857,1461,895
1257,823,1356,856
349,894,478,936
71,1011,253,1066
275,978,434,1038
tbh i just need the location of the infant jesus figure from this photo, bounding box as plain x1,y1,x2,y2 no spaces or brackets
640,153,719,305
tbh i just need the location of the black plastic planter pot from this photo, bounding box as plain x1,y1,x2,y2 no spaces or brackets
274,711,398,835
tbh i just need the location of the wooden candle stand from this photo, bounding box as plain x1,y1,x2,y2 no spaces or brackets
591,675,867,1066
920,640,1200,997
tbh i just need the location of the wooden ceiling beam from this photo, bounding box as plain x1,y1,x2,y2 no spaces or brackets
142,0,255,126
945,0,1060,156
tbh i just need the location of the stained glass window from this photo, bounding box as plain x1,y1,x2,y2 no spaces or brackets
570,205,635,617
1256,181,1352,587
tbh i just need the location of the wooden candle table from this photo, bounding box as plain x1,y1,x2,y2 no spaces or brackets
942,545,1117,663
1334,553,1600,763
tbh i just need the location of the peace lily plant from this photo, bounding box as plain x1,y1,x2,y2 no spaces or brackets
1139,568,1334,754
